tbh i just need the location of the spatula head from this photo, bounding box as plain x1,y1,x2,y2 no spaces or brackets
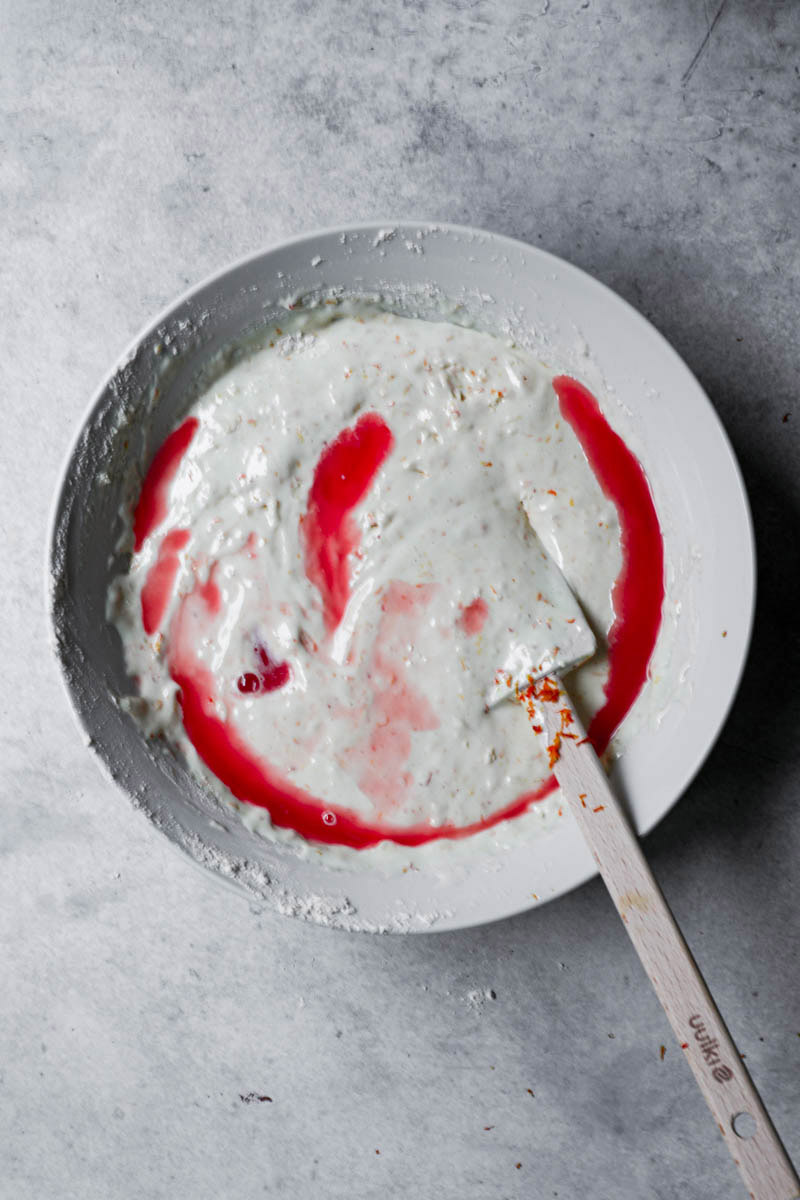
481,511,596,707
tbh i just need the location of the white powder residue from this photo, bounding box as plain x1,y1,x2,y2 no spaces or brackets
463,987,498,1011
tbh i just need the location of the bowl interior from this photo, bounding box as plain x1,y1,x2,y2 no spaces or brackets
49,223,754,932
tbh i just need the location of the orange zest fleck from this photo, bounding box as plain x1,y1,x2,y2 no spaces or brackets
593,805,605,813
546,732,561,768
538,677,561,704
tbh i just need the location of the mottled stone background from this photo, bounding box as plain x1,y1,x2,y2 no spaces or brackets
2,2,798,1197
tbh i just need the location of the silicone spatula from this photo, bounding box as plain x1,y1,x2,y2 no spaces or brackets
492,543,799,1200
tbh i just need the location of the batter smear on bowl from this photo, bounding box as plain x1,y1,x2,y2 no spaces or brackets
109,304,664,856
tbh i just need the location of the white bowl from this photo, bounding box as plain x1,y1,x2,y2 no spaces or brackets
48,222,755,933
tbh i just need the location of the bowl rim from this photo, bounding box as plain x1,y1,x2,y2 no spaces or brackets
46,219,757,932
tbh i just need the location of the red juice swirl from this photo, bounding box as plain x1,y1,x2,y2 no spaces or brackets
151,377,664,850
553,376,664,755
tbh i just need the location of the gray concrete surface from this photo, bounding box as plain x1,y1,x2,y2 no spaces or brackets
2,1,799,1197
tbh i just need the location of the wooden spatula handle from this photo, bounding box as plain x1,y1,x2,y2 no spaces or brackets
538,689,799,1200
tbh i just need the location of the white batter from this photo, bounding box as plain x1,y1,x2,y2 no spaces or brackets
109,304,632,863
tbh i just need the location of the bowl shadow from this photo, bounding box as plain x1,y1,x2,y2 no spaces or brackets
640,447,800,867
